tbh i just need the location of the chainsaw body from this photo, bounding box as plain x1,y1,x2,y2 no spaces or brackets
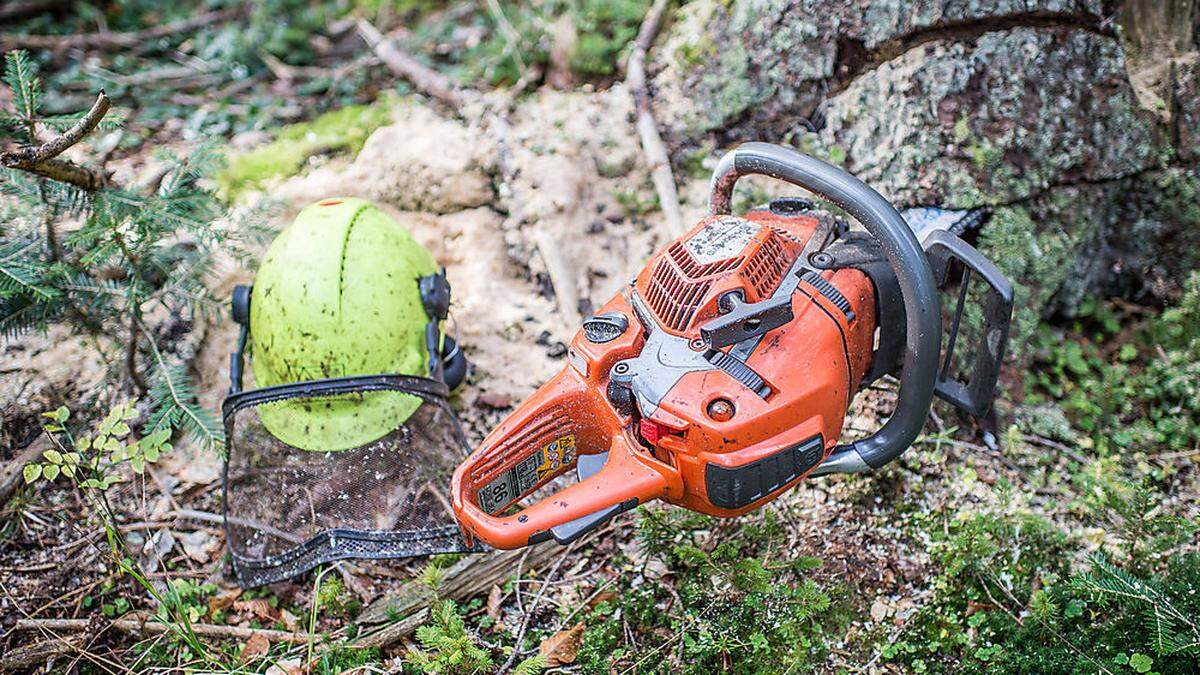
451,143,1013,549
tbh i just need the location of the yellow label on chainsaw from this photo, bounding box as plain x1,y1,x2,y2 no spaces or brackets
478,434,576,514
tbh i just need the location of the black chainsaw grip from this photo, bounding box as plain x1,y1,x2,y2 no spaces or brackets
709,142,942,471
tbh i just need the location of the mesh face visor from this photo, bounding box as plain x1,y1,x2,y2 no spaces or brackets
222,375,479,587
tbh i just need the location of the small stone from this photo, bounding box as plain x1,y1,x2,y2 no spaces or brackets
870,599,891,622
546,342,568,358
477,392,513,409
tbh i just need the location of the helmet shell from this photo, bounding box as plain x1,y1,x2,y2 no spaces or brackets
249,198,439,451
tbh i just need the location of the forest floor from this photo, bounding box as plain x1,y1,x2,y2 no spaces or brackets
1,2,1198,674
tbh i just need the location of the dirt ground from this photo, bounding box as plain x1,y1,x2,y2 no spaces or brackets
3,79,1194,672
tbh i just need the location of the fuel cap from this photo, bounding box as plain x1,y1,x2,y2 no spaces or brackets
583,312,628,343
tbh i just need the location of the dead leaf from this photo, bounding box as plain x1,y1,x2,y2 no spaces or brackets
279,608,301,632
265,657,303,675
587,590,616,609
869,599,891,622
486,584,503,621
179,530,215,562
538,622,585,666
241,633,270,662
209,588,242,615
234,598,279,623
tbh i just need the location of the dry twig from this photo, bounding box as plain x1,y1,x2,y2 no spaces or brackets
356,19,470,110
15,615,316,645
0,91,112,190
627,0,684,237
0,7,244,50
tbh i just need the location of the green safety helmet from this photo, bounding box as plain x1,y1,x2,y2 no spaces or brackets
240,198,460,452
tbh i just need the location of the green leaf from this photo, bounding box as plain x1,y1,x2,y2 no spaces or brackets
130,455,145,474
43,464,60,481
43,449,62,464
61,464,75,478
1129,653,1153,673
40,406,69,423
22,463,41,483
143,443,159,463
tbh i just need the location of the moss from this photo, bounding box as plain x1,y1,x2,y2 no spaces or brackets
217,96,400,199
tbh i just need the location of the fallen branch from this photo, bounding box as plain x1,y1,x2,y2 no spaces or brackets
0,7,244,51
0,91,112,190
627,0,684,237
356,19,470,110
15,615,316,645
354,544,558,648
0,0,68,23
0,636,81,670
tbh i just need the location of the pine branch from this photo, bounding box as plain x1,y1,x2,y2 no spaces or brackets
0,91,112,191
143,325,223,452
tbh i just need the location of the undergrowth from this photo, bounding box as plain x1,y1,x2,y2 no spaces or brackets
575,507,849,673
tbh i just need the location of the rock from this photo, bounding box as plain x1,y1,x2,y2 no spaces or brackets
819,28,1162,206
279,103,496,214
650,0,1112,141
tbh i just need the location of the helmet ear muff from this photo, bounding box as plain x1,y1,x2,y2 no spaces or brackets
419,269,468,391
229,284,253,394
441,336,468,391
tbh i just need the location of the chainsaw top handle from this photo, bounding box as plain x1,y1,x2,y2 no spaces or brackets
709,142,941,471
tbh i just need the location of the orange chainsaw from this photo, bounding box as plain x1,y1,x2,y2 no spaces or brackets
450,143,1013,550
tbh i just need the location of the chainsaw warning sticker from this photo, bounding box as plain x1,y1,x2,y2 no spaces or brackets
477,435,576,515
684,216,760,264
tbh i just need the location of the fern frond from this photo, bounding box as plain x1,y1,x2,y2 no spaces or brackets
512,654,546,675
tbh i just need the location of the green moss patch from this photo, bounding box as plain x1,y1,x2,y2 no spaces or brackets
218,97,400,200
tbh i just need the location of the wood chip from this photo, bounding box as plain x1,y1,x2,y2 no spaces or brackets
477,392,513,410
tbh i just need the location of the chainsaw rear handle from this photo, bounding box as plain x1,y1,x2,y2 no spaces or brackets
709,142,942,471
451,427,674,549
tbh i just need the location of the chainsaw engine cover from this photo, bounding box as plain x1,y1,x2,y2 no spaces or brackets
452,207,879,547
